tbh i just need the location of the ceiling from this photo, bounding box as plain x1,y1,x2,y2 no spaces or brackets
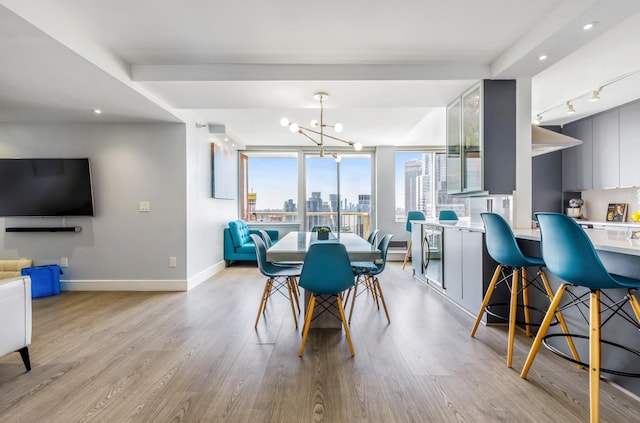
2,0,640,148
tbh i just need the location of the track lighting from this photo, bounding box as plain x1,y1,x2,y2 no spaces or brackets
533,114,542,125
589,88,601,102
566,101,576,114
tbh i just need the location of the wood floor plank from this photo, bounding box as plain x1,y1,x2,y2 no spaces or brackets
1,261,639,422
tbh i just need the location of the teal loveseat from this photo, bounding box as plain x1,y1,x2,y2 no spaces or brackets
224,220,279,266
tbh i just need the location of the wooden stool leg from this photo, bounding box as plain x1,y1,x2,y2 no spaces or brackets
521,284,567,378
521,268,532,337
589,290,601,423
402,239,413,269
299,295,316,356
507,269,519,368
471,265,502,337
337,295,355,357
539,271,581,365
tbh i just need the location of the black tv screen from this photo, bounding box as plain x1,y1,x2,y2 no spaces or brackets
0,158,95,217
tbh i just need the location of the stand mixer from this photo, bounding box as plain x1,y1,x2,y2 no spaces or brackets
566,198,584,219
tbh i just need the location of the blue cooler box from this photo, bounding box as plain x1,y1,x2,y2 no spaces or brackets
21,265,63,298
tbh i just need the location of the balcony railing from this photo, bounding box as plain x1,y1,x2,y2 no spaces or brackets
247,211,371,238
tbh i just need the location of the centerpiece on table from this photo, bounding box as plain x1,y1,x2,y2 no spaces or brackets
316,226,331,240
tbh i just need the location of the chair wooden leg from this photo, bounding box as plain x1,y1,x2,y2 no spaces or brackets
337,295,355,357
522,268,532,337
628,291,640,323
286,278,298,329
402,239,412,269
289,277,301,314
255,280,271,327
589,290,601,423
299,295,316,356
507,269,519,368
521,284,567,378
374,276,390,324
367,275,380,308
539,271,581,365
471,265,502,337
348,277,361,324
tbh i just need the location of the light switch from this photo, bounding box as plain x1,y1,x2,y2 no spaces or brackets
139,201,151,212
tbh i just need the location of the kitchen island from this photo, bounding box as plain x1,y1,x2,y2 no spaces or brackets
412,218,640,396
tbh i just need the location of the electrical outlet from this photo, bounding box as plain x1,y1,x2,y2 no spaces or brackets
169,256,177,267
61,257,68,268
139,201,151,212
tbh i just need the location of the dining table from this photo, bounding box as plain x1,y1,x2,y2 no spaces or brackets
266,231,381,328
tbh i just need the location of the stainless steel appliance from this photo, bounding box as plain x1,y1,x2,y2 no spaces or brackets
566,198,584,218
412,223,444,289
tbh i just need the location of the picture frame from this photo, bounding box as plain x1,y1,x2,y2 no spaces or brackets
606,203,627,222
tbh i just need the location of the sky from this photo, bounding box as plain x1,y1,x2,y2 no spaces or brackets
247,152,422,210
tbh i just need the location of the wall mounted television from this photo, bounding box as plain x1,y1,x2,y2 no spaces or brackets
0,158,95,217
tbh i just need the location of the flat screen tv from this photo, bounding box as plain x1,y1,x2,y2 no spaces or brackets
0,158,95,217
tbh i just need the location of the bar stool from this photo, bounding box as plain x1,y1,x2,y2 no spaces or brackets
520,213,640,423
471,213,579,368
402,210,426,269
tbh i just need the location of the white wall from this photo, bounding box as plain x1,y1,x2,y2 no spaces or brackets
185,122,239,288
0,122,194,290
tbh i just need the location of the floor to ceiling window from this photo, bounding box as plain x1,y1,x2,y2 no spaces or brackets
395,151,468,221
304,153,372,236
239,152,298,222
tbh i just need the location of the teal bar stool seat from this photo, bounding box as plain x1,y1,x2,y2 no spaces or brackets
438,210,458,221
251,234,301,328
471,213,579,368
520,213,640,423
402,210,426,269
298,242,356,357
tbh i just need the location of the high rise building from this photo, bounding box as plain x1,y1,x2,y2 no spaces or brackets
247,192,257,220
404,158,423,214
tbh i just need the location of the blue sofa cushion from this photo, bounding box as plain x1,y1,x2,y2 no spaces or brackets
236,242,257,254
229,220,251,248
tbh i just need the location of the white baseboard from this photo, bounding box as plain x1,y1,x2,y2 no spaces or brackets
59,260,227,292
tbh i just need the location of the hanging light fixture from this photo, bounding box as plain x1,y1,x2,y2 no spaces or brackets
280,92,363,159
589,88,601,102
566,101,576,114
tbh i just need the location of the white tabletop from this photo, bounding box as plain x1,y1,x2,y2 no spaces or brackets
266,231,381,262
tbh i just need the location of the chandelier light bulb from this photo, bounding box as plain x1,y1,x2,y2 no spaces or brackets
334,123,343,133
353,142,363,151
289,123,299,132
590,88,601,102
280,117,290,127
310,119,319,127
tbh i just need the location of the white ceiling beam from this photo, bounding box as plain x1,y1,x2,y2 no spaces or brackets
132,63,491,82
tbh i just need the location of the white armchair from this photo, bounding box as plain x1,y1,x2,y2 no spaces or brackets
0,276,32,371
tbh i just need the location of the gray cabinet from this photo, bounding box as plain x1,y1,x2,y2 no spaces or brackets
561,124,578,191
592,109,619,189
562,119,593,191
446,79,516,195
443,227,484,314
619,101,640,187
443,227,462,303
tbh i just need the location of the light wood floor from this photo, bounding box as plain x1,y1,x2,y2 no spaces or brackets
1,262,639,422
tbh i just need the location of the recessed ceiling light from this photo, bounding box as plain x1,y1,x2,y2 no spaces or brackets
583,21,597,31
93,109,102,114
538,54,548,61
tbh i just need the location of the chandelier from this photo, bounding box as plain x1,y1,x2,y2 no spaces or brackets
280,92,363,160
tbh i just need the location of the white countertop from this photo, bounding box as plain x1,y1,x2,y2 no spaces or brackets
413,219,640,257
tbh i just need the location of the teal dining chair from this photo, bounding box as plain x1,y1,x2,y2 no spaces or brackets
438,210,458,221
250,234,301,328
402,210,426,269
520,213,640,423
366,229,380,246
298,242,356,357
471,213,578,368
348,234,393,324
